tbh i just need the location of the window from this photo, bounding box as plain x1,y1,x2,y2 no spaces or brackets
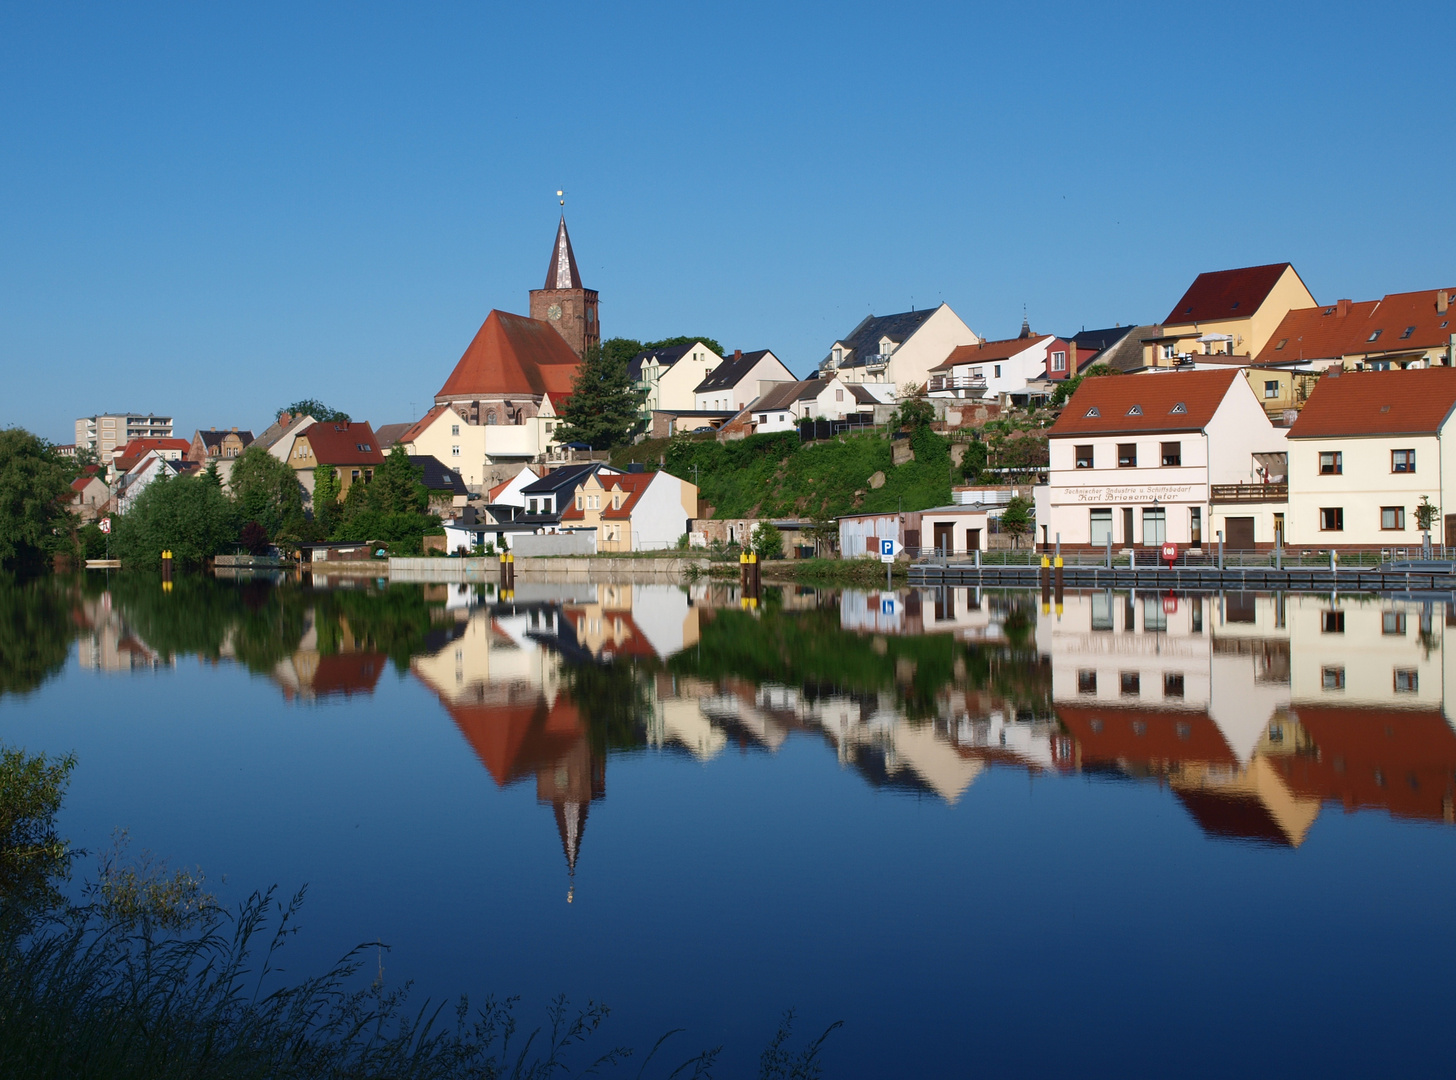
485,413,497,425
1392,449,1415,473
1120,672,1140,696
1126,404,1142,416
1383,611,1407,635
545,422,554,433
1164,673,1185,698
351,469,360,480
1319,451,1342,474
1368,329,1383,342
1090,508,1113,544
1322,610,1345,633
1381,506,1405,530
835,389,844,401
1161,442,1181,467
528,499,538,514
1117,443,1137,467
1264,380,1280,398
1395,669,1418,693
1161,343,1176,360
1170,402,1186,414
1078,670,1097,694
575,496,582,510
1320,506,1344,530
1075,445,1094,469
1401,325,1416,339
1051,350,1067,372
1322,666,1345,690
451,424,460,436
1190,506,1202,546
1142,507,1166,545
451,444,460,457
1275,338,1288,351
759,414,768,424
994,365,1001,378
1085,406,1100,418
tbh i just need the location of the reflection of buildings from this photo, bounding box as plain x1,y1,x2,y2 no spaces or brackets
73,593,176,672
268,607,386,702
1040,590,1456,840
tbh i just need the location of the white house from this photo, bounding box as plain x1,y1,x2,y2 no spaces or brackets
630,341,723,414
745,376,859,433
693,349,795,412
115,453,188,516
561,470,698,552
1041,369,1288,551
397,398,563,488
484,466,539,508
927,332,1075,401
819,303,980,393
1284,367,1456,550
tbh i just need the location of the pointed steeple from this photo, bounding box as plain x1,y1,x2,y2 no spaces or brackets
1019,307,1032,339
544,216,584,291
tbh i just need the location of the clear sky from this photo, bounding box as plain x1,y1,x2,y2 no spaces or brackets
3,1,1452,443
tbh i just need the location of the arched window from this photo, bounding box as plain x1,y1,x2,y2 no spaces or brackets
485,412,497,425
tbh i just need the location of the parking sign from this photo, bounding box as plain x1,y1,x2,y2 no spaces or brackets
879,537,897,563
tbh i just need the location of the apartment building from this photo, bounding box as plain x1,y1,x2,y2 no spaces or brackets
74,412,174,463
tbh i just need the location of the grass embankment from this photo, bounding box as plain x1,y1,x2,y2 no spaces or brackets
612,429,960,520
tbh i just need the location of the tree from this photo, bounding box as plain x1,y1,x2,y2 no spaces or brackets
601,337,644,368
642,335,726,357
1000,495,1032,549
367,445,428,515
228,446,304,538
959,439,988,483
892,387,935,432
0,428,75,569
751,521,784,560
276,398,349,423
554,342,648,449
113,474,237,570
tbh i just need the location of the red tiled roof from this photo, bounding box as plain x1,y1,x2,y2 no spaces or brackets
1253,300,1382,364
1047,369,1240,436
300,421,387,466
1055,705,1239,766
1285,367,1456,439
436,309,582,401
396,404,455,447
1255,289,1456,364
932,336,1053,371
561,472,656,521
1164,263,1297,325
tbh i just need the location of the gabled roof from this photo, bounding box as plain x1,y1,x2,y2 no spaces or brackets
408,455,468,495
1164,263,1297,325
195,429,255,449
932,335,1053,371
520,462,617,496
848,385,882,405
396,404,457,447
1066,326,1136,353
827,307,939,368
374,422,413,449
299,421,386,466
542,216,584,291
627,342,697,381
111,438,192,473
1254,300,1382,364
692,349,781,393
1286,368,1456,439
1048,369,1241,436
1258,289,1456,364
561,472,658,522
436,310,582,401
254,413,313,452
752,378,827,413
1082,324,1161,372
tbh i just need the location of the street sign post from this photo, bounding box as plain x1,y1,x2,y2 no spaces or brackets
879,537,897,563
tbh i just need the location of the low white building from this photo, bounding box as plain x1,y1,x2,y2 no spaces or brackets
693,349,794,413
1041,369,1287,551
747,376,859,433
927,331,1074,401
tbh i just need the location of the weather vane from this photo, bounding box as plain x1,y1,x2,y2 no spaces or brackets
557,189,565,208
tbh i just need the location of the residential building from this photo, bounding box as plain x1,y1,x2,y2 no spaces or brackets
108,438,192,480
927,328,1074,400
486,466,539,508
1039,369,1288,551
747,376,859,434
189,428,255,464
115,453,194,515
1284,368,1456,550
257,413,317,460
74,413,174,463
286,421,385,500
431,310,576,471
1255,288,1456,373
1066,325,1160,373
516,462,622,531
1142,263,1316,369
693,349,795,412
410,455,470,512
562,470,699,552
71,472,109,523
373,422,413,450
630,341,723,414
819,303,980,391
528,215,599,359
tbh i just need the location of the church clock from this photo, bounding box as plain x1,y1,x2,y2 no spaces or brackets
547,303,563,321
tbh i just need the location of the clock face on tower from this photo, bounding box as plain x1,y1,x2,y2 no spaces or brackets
547,303,563,322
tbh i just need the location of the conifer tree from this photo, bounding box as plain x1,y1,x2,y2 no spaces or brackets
554,343,648,450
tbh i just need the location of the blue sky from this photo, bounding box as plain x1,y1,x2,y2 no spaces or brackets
2,1,1452,443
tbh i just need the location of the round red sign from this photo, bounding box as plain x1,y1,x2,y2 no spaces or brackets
1161,542,1178,564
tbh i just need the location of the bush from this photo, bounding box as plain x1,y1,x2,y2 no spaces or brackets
751,522,784,560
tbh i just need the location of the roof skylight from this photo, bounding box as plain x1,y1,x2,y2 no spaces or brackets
1085,406,1100,417
1401,326,1416,339
1276,338,1288,350
1170,402,1187,414
1368,329,1383,342
1127,405,1143,416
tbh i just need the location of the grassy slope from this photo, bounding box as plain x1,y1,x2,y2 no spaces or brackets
612,429,957,519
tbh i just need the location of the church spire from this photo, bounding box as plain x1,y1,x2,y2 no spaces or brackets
544,216,584,291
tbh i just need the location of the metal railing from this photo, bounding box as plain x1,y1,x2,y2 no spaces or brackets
1210,482,1288,503
927,374,988,393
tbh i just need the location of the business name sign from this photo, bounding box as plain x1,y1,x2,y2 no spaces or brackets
1059,484,1200,504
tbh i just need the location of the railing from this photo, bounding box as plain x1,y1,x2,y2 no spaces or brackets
1210,482,1287,503
906,547,1444,570
927,374,988,393
862,353,891,371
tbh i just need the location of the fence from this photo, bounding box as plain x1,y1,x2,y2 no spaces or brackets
905,546,1454,570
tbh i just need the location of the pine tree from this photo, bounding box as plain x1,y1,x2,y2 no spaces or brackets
554,343,647,450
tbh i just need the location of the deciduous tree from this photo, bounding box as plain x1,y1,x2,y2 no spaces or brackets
276,399,349,423
113,474,237,570
229,446,304,538
0,428,75,569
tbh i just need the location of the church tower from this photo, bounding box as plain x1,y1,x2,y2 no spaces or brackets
529,216,599,359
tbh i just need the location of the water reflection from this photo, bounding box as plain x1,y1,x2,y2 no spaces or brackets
36,577,1456,875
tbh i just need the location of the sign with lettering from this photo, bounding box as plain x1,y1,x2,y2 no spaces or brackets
1058,484,1199,505
879,537,898,563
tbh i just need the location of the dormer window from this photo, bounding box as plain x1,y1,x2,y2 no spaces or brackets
1170,402,1187,414
1127,405,1142,416
1085,406,1100,417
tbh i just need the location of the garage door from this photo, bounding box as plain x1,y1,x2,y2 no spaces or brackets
1224,517,1255,551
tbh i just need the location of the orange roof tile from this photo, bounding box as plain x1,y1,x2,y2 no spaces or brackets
1254,300,1381,364
931,336,1053,371
1285,367,1456,439
300,421,386,466
1048,369,1240,437
437,309,582,401
1163,263,1297,325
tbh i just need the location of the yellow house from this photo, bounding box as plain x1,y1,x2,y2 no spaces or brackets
1143,263,1316,368
561,470,699,552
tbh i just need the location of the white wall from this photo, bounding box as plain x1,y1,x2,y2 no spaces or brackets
630,473,693,550
695,352,794,412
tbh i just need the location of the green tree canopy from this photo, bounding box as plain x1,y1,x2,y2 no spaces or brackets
555,342,648,450
1000,495,1032,548
0,428,75,569
113,474,238,570
601,337,644,368
750,521,784,559
367,446,428,516
229,446,304,538
642,335,726,357
276,398,349,423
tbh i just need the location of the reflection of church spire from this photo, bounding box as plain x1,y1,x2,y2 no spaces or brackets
554,798,589,903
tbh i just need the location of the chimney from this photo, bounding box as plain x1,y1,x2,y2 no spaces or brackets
1438,290,1449,315
231,426,237,431
734,349,742,360
1336,298,1350,317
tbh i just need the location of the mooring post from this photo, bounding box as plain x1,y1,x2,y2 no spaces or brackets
1217,530,1224,572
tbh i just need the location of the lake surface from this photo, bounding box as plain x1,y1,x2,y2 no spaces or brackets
3,574,1455,1077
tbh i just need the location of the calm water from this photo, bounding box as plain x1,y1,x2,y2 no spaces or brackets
2,574,1455,1077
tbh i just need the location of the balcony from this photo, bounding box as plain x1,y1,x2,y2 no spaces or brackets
862,352,891,371
927,374,988,395
1211,482,1288,504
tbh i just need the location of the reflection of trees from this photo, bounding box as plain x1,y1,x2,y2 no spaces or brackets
312,587,437,674
560,658,655,754
0,575,78,698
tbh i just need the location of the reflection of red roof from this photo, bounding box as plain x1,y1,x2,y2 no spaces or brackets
311,652,386,698
1173,788,1294,847
436,309,581,401
445,693,585,787
1056,705,1238,766
1271,706,1456,824
1164,263,1297,325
